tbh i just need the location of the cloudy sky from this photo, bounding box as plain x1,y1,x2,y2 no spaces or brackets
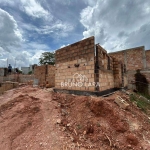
0,0,150,68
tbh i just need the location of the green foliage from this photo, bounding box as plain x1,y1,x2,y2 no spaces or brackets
130,93,150,115
18,70,22,74
39,52,55,65
28,71,32,75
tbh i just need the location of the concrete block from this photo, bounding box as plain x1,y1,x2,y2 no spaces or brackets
115,96,129,109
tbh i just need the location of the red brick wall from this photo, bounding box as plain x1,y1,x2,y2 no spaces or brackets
46,65,55,87
109,51,125,64
34,65,46,84
34,65,55,86
109,46,145,71
99,71,114,91
146,50,150,68
0,74,35,83
55,36,95,91
96,45,114,91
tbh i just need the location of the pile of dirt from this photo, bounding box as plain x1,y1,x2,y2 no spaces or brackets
0,86,150,150
0,88,42,150
52,91,150,150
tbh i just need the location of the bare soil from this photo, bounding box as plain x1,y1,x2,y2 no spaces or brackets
0,85,150,150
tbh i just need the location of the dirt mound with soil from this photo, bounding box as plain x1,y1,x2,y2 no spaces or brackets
52,91,150,150
0,89,42,150
0,86,150,150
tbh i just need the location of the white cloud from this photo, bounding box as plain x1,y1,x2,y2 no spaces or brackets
0,0,16,7
13,49,46,67
24,42,49,50
0,41,51,68
21,20,74,38
0,8,23,52
80,0,150,51
0,49,46,68
83,0,97,6
31,50,45,62
60,44,69,48
36,21,73,35
20,0,52,20
53,0,72,6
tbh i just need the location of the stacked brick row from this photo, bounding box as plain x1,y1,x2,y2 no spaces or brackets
55,36,95,91
126,47,144,70
109,51,125,64
34,65,55,87
113,58,122,88
109,46,145,71
146,50,150,68
19,75,34,83
99,71,114,91
34,65,46,85
46,65,55,87
0,82,18,95
97,45,113,70
96,45,114,91
0,75,34,83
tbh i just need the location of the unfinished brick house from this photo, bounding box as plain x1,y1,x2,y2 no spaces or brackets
54,37,126,95
109,46,150,92
33,36,149,95
54,36,150,95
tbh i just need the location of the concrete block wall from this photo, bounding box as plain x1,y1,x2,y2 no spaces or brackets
146,50,150,68
109,46,145,71
55,36,95,91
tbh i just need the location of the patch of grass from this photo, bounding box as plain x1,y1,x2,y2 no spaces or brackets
130,93,150,115
138,92,150,100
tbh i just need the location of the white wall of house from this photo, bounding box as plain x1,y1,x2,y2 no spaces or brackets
21,67,30,74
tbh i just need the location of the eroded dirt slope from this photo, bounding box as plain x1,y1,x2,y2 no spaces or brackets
0,86,150,150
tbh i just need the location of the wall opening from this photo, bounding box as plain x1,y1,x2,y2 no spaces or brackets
135,69,149,96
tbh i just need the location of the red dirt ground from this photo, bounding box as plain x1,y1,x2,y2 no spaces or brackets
0,85,150,150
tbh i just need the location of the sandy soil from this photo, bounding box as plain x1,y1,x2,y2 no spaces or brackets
0,85,150,150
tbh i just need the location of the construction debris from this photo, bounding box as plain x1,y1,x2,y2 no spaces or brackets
114,96,129,109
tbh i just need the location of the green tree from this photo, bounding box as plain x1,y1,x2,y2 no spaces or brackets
39,52,55,65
